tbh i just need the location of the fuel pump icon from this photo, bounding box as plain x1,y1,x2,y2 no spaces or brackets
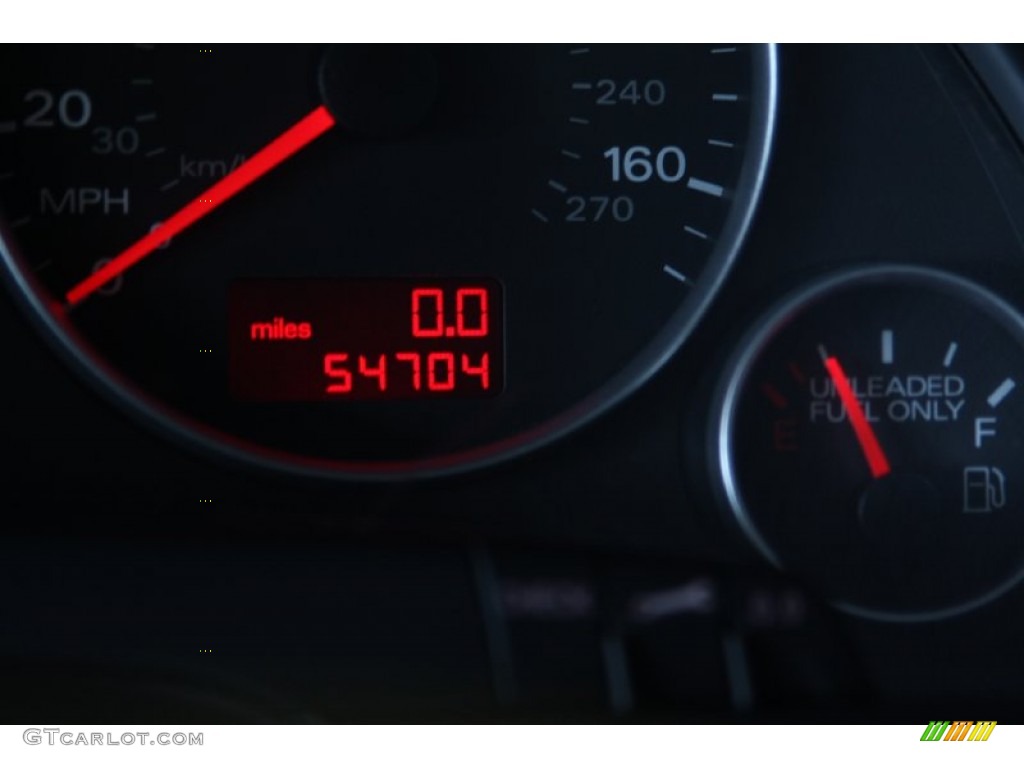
963,467,1006,513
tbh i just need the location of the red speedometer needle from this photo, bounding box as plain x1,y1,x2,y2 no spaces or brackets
65,105,337,306
823,355,891,478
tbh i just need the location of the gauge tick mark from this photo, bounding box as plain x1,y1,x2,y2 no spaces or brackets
568,117,590,126
687,177,724,197
988,378,1016,408
761,383,788,410
530,208,549,223
943,342,958,368
662,265,690,284
547,179,568,194
788,362,806,385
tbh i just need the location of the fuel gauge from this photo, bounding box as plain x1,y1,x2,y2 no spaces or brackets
712,265,1024,620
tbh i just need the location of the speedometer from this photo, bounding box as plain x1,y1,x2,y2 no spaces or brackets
0,44,777,478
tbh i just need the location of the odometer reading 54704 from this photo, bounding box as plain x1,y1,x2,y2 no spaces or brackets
229,279,503,401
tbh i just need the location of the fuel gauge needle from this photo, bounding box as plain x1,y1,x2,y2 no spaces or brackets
65,104,337,307
823,354,892,478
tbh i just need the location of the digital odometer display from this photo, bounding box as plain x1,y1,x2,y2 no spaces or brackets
229,279,503,401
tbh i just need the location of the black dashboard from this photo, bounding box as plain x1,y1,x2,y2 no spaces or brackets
3,43,1024,723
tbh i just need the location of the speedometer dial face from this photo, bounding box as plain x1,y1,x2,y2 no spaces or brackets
0,44,777,478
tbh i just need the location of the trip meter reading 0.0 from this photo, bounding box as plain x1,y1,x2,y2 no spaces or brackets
713,266,1024,620
0,44,776,477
